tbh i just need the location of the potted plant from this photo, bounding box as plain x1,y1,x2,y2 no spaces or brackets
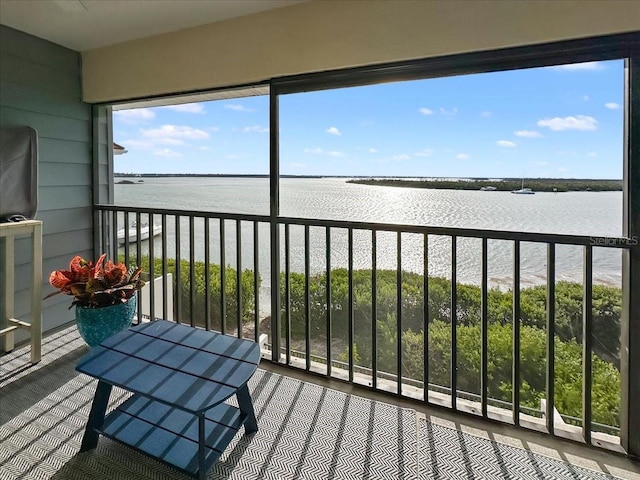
45,253,146,346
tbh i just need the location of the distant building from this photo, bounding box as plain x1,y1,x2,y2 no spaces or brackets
113,142,128,155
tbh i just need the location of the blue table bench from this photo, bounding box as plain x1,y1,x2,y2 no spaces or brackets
76,319,260,479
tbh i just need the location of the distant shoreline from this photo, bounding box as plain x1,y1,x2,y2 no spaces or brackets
114,174,623,192
347,178,622,192
115,173,321,178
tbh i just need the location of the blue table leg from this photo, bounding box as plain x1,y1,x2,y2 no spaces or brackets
80,380,112,451
198,413,206,480
237,384,257,434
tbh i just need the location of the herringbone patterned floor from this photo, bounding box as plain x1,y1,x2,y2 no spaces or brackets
0,326,634,479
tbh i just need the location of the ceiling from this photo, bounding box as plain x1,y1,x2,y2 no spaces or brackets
0,0,304,51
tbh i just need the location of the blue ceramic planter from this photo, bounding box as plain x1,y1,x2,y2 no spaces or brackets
75,296,136,347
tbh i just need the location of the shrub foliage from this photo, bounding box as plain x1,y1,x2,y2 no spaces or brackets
280,268,621,428
130,255,621,429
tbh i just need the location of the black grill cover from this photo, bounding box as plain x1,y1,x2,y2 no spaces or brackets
0,126,38,221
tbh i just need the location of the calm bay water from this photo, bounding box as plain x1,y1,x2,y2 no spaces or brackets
115,177,624,296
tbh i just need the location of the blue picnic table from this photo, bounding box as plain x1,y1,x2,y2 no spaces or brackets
76,319,260,479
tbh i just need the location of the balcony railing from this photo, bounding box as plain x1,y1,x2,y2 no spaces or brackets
94,204,632,452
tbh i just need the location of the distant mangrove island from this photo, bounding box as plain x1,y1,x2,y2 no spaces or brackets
348,178,623,192
113,174,623,192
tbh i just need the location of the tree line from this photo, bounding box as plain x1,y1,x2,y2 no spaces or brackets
348,178,623,192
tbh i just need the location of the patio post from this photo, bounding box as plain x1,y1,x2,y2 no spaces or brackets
269,86,281,362
621,55,640,458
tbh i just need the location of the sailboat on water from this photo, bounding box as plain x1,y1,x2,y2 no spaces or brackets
511,178,535,195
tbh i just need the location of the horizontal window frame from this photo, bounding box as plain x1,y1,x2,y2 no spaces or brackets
272,31,640,94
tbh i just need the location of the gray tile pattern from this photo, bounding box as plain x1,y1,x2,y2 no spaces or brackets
418,420,621,479
0,326,626,479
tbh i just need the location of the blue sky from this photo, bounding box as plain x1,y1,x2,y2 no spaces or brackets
114,59,624,179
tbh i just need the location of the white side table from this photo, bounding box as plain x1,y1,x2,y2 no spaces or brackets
0,220,42,363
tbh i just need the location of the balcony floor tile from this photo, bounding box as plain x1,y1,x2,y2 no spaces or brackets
1,325,638,480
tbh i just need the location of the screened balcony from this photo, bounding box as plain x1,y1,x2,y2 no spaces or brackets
1,1,640,479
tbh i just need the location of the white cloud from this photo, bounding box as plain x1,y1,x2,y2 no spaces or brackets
154,148,182,158
243,125,269,133
481,111,493,118
304,148,324,154
327,151,345,157
588,152,597,157
225,104,254,112
537,115,597,131
369,148,378,154
161,103,205,114
553,61,604,71
327,126,341,136
583,95,590,101
514,130,543,138
496,140,516,148
141,124,210,140
113,108,155,124
440,107,458,116
456,153,470,160
207,126,220,132
536,161,549,166
413,149,433,157
392,154,411,161
419,108,433,115
605,102,621,110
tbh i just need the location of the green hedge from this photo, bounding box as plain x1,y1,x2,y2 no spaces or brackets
400,320,620,428
124,257,621,428
280,268,622,428
281,270,621,365
125,256,259,330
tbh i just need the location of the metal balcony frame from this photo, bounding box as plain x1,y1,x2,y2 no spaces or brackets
93,31,640,457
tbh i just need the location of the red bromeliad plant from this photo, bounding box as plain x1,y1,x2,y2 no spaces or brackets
45,253,145,308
